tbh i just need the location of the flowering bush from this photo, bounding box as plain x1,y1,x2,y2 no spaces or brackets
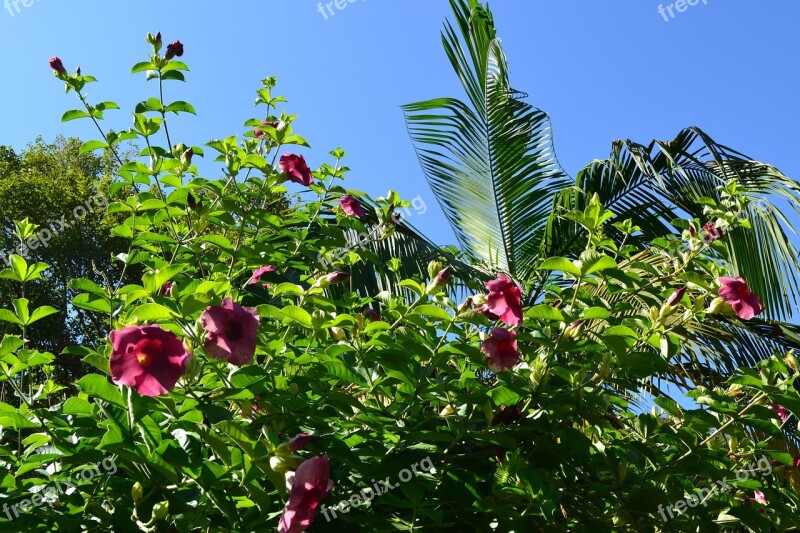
1,34,800,532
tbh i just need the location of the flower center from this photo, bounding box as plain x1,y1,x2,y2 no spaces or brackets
224,321,243,341
134,338,163,367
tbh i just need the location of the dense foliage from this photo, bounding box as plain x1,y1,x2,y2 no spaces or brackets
2,4,800,532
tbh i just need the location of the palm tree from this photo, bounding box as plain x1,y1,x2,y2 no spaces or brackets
400,0,800,382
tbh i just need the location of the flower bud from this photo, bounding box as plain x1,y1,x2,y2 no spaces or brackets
326,271,350,285
426,266,452,294
146,32,163,52
330,327,346,341
270,454,302,474
165,40,184,60
665,287,686,307
598,353,613,379
131,481,144,503
439,405,455,417
427,260,444,280
49,56,67,76
151,501,169,521
181,147,193,167
561,320,584,340
472,294,487,307
787,351,799,372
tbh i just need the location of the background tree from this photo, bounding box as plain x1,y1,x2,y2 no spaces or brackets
0,136,126,384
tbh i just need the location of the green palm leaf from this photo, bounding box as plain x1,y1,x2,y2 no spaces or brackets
560,127,800,320
403,0,571,279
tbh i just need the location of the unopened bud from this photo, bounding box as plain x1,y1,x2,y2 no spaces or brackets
326,271,350,285
786,351,799,372
330,327,346,341
427,260,444,280
181,147,193,167
151,501,169,521
131,482,144,503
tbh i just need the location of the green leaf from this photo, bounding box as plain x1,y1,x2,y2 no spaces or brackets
72,293,112,314
28,306,58,325
524,304,564,321
165,101,196,115
0,309,22,326
79,140,109,154
61,109,92,122
579,251,617,276
538,257,581,277
489,386,520,406
131,61,157,74
12,299,29,325
412,305,453,322
69,278,108,296
281,306,312,329
77,375,125,408
322,361,366,386
131,303,178,322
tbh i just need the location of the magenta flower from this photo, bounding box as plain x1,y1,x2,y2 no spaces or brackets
666,287,686,307
254,120,279,138
165,40,184,59
703,222,725,241
160,281,173,296
287,434,313,452
279,153,314,187
248,265,277,287
200,298,260,366
49,56,66,75
278,455,334,533
326,271,350,285
753,490,767,505
481,328,520,372
364,308,381,322
109,326,190,397
480,273,523,327
433,267,452,288
718,277,764,320
340,195,366,218
769,404,789,423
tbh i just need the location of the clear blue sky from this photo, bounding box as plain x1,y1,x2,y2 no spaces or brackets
1,1,798,247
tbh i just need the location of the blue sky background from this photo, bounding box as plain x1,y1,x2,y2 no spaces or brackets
0,0,798,249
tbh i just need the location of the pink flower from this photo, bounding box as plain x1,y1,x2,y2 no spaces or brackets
792,457,800,468
248,265,276,287
481,274,523,327
254,120,279,138
286,434,313,452
481,328,520,372
769,404,788,423
160,281,173,296
666,287,686,307
753,490,767,505
109,326,190,397
718,277,764,320
200,298,260,366
49,56,66,75
279,153,314,187
165,40,184,60
703,222,725,241
433,267,452,288
326,271,350,285
339,195,366,218
278,455,334,533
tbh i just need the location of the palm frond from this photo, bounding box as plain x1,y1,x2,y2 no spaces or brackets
402,0,572,280
567,127,800,320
